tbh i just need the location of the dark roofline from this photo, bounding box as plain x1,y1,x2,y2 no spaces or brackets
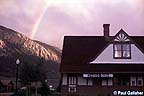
60,35,144,73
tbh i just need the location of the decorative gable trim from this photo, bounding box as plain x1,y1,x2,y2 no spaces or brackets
113,29,144,55
89,29,144,64
113,29,133,42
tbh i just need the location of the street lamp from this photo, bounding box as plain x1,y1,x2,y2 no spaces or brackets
16,59,20,95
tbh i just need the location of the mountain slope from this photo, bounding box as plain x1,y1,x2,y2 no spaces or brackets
0,25,61,80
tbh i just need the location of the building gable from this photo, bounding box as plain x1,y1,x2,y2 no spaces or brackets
90,29,144,64
113,29,131,42
60,24,144,73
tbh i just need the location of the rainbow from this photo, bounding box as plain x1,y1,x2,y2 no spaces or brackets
29,0,140,39
30,1,49,39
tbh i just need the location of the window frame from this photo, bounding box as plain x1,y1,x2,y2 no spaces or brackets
113,42,131,59
67,74,77,93
101,79,107,86
130,76,136,86
137,77,143,86
101,78,113,86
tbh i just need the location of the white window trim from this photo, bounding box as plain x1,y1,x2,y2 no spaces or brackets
102,79,107,86
68,75,77,93
137,77,143,86
108,78,113,86
130,76,136,86
68,87,76,93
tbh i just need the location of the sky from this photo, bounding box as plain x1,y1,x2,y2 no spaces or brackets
0,0,144,49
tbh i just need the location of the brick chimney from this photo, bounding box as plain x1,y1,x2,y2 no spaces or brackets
103,24,110,41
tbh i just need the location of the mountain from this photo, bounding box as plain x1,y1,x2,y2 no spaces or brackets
0,25,61,81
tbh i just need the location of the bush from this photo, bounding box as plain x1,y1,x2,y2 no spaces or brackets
39,82,50,96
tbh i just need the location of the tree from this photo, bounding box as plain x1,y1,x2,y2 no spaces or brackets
19,58,47,83
19,58,48,96
56,80,61,92
39,82,50,96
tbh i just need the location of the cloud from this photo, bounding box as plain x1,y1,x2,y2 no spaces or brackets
0,0,47,36
33,0,144,48
0,0,144,48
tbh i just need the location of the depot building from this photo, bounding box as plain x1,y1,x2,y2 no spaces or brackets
60,24,144,96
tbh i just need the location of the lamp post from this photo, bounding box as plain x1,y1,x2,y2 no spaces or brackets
16,59,20,95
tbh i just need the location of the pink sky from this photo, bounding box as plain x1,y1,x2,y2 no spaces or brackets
0,0,144,48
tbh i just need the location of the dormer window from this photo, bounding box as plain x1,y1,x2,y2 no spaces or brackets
114,43,131,59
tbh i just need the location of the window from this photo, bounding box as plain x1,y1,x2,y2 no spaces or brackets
87,78,92,85
138,81,142,86
68,86,76,93
114,44,131,59
132,81,136,86
68,76,77,85
108,78,113,86
68,75,77,93
92,78,101,86
137,77,143,86
113,76,130,86
130,76,136,86
130,76,143,86
101,78,113,86
102,79,107,86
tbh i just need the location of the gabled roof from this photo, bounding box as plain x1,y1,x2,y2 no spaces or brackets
113,29,133,42
0,80,13,86
60,35,144,73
